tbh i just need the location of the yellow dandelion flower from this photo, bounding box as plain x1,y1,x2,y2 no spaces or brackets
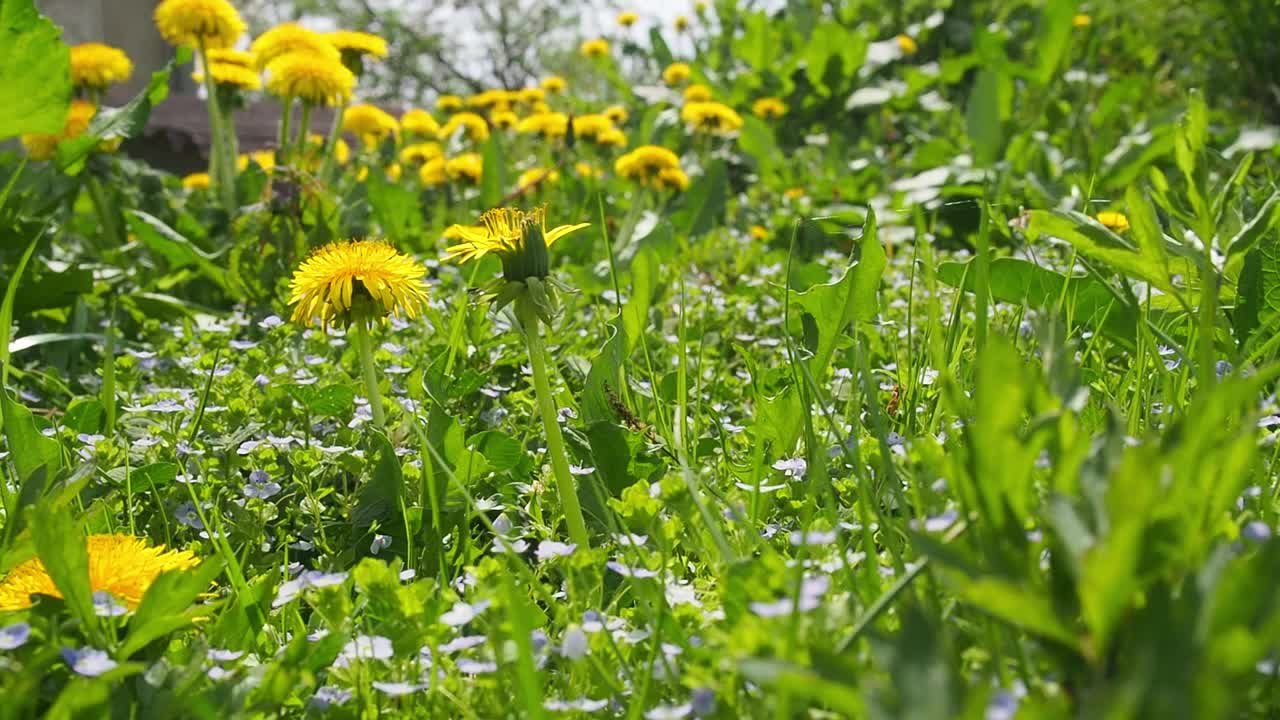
70,43,133,91
207,48,252,66
326,30,389,59
653,167,689,192
466,89,507,109
517,87,546,104
675,15,690,31
289,240,429,329
445,153,484,184
236,150,276,172
683,83,712,102
531,100,552,114
385,163,403,182
595,127,628,148
618,11,639,27
436,95,464,112
749,225,769,240
571,113,615,141
581,38,610,58
681,101,743,135
21,100,96,160
896,34,918,54
182,172,211,190
615,145,684,189
344,103,399,147
154,0,245,49
444,206,589,269
0,534,199,611
400,142,443,165
265,52,354,106
1073,13,1092,27
540,75,567,94
517,167,560,191
751,97,787,119
784,187,805,200
193,62,262,91
516,112,569,140
297,133,349,169
663,62,691,86
603,105,629,125
401,109,440,137
250,23,340,71
1096,211,1130,232
438,112,490,142
420,157,447,187
575,161,603,179
491,110,519,129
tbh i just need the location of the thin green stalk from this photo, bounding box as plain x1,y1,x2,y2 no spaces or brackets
319,103,348,183
197,43,236,213
294,102,314,154
278,96,295,162
515,297,591,550
84,176,123,248
354,319,386,428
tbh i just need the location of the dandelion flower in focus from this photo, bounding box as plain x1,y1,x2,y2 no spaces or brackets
445,153,484,184
663,62,691,86
681,101,744,136
0,535,198,611
580,39,610,58
439,112,490,143
265,52,354,106
683,83,712,102
751,97,787,120
70,43,133,91
182,172,211,190
618,11,638,27
401,109,440,137
251,23,340,70
288,240,429,329
154,0,245,49
517,168,560,191
344,103,399,147
444,206,589,282
436,95,464,113
540,76,567,94
1096,211,1130,232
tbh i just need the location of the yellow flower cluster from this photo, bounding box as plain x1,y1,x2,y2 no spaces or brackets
265,52,354,106
289,240,429,329
439,112,490,142
0,534,199,611
681,101,744,135
616,145,689,191
70,43,133,91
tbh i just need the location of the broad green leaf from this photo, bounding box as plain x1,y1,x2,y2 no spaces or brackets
30,500,97,635
1,393,62,499
468,430,523,472
966,69,1009,167
57,60,173,174
1226,191,1280,266
788,210,886,380
805,22,846,93
682,159,728,237
13,266,92,315
739,115,780,179
126,210,231,291
0,0,70,139
62,399,104,434
1034,0,1077,85
8,332,102,355
119,559,223,658
967,335,1041,530
648,27,673,68
938,257,1143,346
45,667,146,720
953,575,1080,650
286,383,355,417
1025,209,1190,296
739,659,864,716
1123,185,1172,286
106,462,179,492
367,168,423,243
352,431,404,533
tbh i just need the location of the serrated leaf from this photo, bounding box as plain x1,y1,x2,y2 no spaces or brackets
56,61,173,174
0,0,70,139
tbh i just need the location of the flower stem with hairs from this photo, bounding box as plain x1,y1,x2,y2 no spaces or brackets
514,295,591,550
197,42,235,213
354,318,386,428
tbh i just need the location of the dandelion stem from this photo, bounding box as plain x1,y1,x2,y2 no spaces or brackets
197,42,236,214
354,318,386,428
515,298,591,551
319,102,347,184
